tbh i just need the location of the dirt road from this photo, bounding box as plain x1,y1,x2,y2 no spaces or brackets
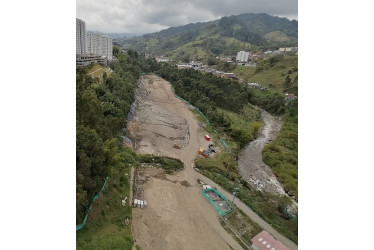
128,75,243,250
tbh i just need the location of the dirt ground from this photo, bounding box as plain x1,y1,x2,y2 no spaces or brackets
128,75,243,250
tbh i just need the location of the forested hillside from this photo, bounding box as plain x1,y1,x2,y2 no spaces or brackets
120,13,297,60
76,52,147,224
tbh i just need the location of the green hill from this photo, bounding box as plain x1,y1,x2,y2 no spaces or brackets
264,31,293,42
118,13,298,60
233,55,298,92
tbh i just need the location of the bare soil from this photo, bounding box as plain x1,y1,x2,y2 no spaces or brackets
128,75,243,250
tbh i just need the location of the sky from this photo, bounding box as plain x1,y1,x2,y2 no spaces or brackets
76,0,298,34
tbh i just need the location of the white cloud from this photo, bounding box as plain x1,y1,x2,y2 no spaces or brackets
76,0,297,33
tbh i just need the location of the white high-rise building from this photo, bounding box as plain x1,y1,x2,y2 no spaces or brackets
236,51,250,63
86,32,113,60
76,18,86,55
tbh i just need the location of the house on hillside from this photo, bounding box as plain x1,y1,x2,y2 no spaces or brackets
248,82,268,91
221,73,238,80
251,230,290,250
285,93,297,101
177,64,193,69
278,47,298,54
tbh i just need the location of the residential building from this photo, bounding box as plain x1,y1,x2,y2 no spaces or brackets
251,230,289,250
86,32,113,60
278,47,298,54
221,73,238,79
76,54,108,67
76,18,113,66
285,93,297,101
176,64,193,69
236,51,250,63
76,18,86,55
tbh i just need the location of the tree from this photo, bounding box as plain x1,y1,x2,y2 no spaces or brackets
284,75,291,92
113,46,120,57
76,49,142,224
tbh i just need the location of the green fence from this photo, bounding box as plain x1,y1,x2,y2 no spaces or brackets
202,188,232,216
76,176,109,231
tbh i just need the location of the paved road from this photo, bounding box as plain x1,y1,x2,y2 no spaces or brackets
194,167,298,250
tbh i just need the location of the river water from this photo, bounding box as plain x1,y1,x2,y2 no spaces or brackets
237,107,288,196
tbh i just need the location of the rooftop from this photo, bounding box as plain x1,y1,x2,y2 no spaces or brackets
251,230,289,250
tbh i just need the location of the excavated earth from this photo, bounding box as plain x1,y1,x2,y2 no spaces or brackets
127,75,244,250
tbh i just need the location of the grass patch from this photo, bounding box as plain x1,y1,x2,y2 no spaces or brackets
233,55,298,92
220,207,262,248
137,154,184,172
87,64,112,84
76,162,133,249
217,106,262,149
196,152,239,180
264,31,292,42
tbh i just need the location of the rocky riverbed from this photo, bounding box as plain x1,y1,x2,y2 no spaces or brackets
238,107,288,197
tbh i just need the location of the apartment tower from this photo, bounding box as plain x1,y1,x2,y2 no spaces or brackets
236,51,250,63
86,32,113,60
76,18,86,55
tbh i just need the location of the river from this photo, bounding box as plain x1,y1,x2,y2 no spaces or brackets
238,107,288,196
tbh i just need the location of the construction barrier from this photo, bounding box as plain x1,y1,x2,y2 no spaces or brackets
202,188,232,216
76,176,109,231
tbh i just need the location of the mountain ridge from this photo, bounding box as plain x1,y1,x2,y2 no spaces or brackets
117,13,298,60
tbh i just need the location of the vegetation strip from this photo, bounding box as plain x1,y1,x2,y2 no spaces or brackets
76,51,160,249
76,176,109,231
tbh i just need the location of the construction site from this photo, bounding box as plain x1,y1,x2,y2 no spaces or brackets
126,75,297,250
127,75,243,250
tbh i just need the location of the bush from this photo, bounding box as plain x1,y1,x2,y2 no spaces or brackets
137,155,184,170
